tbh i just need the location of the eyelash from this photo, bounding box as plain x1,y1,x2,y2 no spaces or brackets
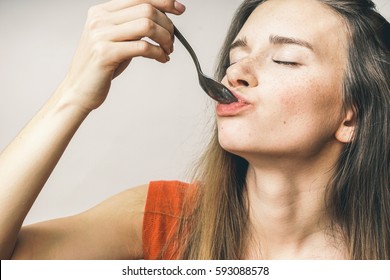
272,60,300,67
223,60,299,71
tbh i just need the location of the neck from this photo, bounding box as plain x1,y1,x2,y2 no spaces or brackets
243,152,345,259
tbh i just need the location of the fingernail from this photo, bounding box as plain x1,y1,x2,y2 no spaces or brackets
174,1,186,13
166,54,170,62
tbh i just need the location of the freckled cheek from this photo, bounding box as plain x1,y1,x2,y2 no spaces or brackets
277,81,340,120
278,90,305,117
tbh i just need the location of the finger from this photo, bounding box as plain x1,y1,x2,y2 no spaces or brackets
103,0,185,15
112,40,170,63
108,4,174,36
113,18,173,54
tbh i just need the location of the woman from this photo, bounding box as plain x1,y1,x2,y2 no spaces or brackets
0,0,389,259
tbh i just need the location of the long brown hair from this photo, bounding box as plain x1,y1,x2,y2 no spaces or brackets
177,0,390,259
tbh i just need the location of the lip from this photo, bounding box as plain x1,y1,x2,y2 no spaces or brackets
216,88,253,117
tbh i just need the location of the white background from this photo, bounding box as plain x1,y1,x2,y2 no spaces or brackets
0,0,389,225
2,260,390,279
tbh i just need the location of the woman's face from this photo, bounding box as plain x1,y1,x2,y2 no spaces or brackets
217,0,350,161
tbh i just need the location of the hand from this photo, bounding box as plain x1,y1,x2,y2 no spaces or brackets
62,0,186,112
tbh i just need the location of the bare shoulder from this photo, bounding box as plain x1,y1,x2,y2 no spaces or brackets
12,184,149,259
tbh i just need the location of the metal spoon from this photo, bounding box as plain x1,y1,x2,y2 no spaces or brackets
173,26,238,104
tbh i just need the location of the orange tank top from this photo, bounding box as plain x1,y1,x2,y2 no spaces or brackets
142,180,194,260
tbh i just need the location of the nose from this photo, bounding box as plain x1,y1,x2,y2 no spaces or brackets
225,59,258,89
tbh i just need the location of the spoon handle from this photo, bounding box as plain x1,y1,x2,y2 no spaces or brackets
173,25,203,74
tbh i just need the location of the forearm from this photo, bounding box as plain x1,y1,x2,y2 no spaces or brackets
0,81,90,258
0,0,183,259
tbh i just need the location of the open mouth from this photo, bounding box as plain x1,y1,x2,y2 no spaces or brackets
216,89,253,117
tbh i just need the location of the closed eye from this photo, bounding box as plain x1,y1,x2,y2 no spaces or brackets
273,59,300,66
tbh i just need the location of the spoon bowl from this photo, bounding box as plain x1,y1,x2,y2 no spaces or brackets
173,26,238,104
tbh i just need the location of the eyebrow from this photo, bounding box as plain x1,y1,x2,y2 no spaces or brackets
269,35,314,51
229,35,314,52
229,37,248,51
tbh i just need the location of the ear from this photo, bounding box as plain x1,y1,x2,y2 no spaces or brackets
335,108,356,144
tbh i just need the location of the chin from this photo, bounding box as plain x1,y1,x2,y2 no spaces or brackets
217,132,252,156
